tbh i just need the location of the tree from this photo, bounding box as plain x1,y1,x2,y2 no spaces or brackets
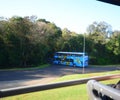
87,21,112,44
62,28,76,40
106,30,120,56
67,35,84,52
3,16,34,67
32,19,62,57
0,16,120,68
86,21,114,64
0,35,8,67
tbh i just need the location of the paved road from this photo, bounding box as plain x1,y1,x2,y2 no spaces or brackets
0,65,119,89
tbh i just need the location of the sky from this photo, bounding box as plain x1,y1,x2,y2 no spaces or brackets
0,0,120,33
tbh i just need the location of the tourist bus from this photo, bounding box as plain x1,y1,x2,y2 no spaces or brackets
53,52,88,67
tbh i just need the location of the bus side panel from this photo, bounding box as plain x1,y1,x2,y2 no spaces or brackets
73,57,82,67
73,56,88,67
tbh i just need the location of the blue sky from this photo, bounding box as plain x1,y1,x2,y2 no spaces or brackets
0,0,120,33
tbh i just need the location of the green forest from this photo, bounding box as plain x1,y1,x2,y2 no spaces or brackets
0,16,120,69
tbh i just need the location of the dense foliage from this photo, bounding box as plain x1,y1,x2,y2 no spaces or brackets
0,16,119,68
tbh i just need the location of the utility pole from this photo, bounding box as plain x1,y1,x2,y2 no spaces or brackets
82,33,85,74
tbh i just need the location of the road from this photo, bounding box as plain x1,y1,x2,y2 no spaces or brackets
0,65,119,89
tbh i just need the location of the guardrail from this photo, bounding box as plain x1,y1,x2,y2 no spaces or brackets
0,74,120,98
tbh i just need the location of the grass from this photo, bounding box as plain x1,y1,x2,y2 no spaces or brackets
53,70,120,82
0,64,50,71
89,64,120,67
2,70,120,100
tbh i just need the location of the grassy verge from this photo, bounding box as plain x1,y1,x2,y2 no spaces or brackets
0,64,50,71
53,70,120,82
2,70,120,100
89,64,120,67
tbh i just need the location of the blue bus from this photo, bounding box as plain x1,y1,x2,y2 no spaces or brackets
53,52,88,67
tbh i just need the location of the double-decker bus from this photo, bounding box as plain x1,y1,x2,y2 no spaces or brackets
53,52,88,67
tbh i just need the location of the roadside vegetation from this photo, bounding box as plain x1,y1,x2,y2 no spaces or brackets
2,70,120,100
0,16,120,69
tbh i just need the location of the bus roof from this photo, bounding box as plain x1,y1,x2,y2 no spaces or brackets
56,52,86,55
